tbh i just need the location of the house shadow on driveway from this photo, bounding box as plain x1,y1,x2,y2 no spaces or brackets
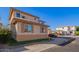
50,37,75,46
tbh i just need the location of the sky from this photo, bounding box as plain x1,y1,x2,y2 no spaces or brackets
0,7,79,30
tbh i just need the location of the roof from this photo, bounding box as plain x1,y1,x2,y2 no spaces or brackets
9,7,49,27
10,7,39,18
38,20,45,23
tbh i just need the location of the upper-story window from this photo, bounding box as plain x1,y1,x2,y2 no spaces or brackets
21,15,25,19
35,17,38,20
16,12,20,18
16,12,26,19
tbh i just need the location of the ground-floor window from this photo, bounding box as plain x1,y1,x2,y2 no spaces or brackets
25,24,33,32
41,27,45,33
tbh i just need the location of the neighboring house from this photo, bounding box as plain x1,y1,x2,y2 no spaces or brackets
56,26,76,35
9,8,49,41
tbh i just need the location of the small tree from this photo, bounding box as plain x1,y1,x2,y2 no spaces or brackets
76,26,79,31
75,26,79,35
0,28,13,44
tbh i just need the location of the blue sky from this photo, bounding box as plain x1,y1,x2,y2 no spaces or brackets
0,7,79,30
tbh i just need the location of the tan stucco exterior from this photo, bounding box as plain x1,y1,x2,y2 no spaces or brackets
9,8,49,41
16,33,48,41
33,25,41,33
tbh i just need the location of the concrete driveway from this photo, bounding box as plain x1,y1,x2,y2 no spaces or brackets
0,41,57,52
42,38,79,52
23,42,57,52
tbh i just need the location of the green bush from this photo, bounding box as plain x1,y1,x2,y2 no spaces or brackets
76,26,79,31
75,31,79,35
15,38,49,46
0,28,16,44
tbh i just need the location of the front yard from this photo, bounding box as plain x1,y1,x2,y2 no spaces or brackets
8,38,50,46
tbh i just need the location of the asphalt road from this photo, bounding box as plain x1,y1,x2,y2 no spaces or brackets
42,37,79,52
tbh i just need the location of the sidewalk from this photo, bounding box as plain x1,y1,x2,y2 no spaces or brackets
0,41,57,52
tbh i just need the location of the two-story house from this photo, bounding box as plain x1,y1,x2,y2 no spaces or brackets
56,26,76,35
9,8,49,41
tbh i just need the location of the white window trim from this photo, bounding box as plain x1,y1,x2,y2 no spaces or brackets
15,12,21,18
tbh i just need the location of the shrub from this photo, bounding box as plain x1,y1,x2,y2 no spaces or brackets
16,38,49,46
0,28,15,44
75,31,79,35
76,26,79,31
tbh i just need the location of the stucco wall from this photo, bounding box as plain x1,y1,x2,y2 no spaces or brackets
33,25,41,33
16,22,48,33
16,33,48,41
